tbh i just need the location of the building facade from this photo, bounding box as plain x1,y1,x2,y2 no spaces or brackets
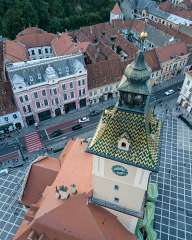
6,54,88,125
110,3,124,23
177,70,192,112
0,40,24,133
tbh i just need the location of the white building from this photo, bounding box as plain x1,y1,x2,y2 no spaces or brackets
177,70,192,112
110,3,124,23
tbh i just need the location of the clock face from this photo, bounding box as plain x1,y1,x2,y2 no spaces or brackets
112,165,128,176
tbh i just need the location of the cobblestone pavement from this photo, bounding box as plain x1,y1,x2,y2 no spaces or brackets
151,117,192,240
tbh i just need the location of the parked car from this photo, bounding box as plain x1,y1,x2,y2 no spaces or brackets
78,117,90,123
89,110,101,117
164,89,175,96
72,124,82,131
50,129,64,138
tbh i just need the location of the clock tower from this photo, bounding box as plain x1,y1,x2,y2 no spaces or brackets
87,33,161,233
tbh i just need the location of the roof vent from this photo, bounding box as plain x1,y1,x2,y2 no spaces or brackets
56,185,70,200
70,184,77,194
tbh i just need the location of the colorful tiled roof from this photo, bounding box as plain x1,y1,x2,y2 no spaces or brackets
87,108,161,172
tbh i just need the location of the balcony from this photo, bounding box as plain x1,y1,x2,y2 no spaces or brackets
90,196,144,219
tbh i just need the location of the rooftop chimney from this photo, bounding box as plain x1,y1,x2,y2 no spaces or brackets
56,185,70,200
70,184,77,194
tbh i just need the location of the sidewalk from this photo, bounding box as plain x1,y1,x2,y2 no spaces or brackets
4,99,116,142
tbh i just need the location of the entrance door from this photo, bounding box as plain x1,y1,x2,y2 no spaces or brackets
26,115,35,125
64,102,76,113
15,122,22,129
79,98,86,108
55,108,61,116
38,110,51,121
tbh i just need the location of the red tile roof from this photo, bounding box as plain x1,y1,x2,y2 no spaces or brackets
159,1,192,20
148,20,192,44
112,19,145,33
0,41,17,116
16,27,56,48
52,33,89,56
87,59,129,89
14,139,136,240
156,42,188,63
111,3,122,15
144,49,161,71
21,156,60,207
4,40,28,62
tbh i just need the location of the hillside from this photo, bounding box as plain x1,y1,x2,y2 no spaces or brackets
0,0,114,39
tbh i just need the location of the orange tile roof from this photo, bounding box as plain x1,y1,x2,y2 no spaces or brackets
16,27,56,48
112,19,145,33
21,156,60,206
144,49,161,71
87,59,129,89
148,20,192,44
4,40,28,62
156,42,188,63
111,3,122,15
52,33,89,56
159,1,192,20
14,139,136,240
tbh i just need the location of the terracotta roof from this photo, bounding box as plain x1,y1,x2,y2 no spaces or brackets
21,156,60,206
112,19,145,33
159,1,192,20
144,49,161,71
148,20,192,44
0,41,17,116
16,27,56,48
86,42,119,63
111,3,122,15
156,42,188,63
87,59,129,89
14,139,136,240
52,33,89,56
4,40,28,63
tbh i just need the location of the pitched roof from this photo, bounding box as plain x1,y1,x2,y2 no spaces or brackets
14,139,136,240
0,41,17,116
16,27,56,48
4,40,28,62
87,108,161,172
21,156,60,206
156,42,188,63
52,33,89,56
87,59,128,90
144,49,161,71
111,3,122,15
148,19,192,44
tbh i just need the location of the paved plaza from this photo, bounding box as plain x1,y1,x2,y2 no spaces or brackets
0,166,28,240
151,117,192,240
0,116,191,240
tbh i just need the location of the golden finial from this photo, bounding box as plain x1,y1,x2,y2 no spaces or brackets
140,31,148,41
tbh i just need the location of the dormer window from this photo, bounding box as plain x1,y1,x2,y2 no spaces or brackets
66,66,70,75
29,76,33,82
38,73,41,79
118,132,131,151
